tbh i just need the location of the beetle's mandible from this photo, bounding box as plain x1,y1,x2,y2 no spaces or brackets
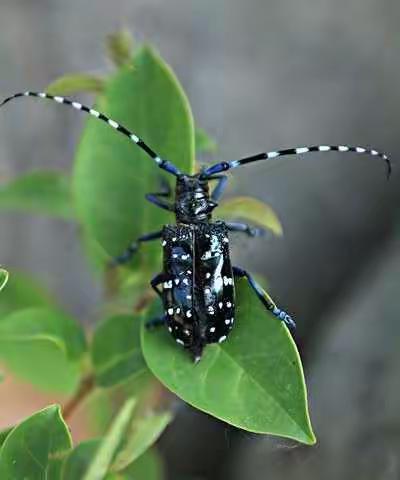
1,91,391,361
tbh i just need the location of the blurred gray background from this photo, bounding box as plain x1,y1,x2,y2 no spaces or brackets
0,0,399,478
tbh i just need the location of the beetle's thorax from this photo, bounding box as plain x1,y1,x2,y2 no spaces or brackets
174,175,217,224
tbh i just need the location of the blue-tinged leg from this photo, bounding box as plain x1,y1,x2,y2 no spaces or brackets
110,230,163,266
145,177,174,212
226,222,265,238
145,193,173,212
233,266,296,330
210,175,228,201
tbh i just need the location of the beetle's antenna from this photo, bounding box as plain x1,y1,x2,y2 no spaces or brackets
202,144,391,179
1,91,182,177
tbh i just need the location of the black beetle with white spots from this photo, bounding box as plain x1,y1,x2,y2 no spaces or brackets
0,91,391,362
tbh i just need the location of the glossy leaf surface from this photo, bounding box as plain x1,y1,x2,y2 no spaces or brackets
0,405,72,479
142,279,315,444
73,46,195,274
0,307,86,393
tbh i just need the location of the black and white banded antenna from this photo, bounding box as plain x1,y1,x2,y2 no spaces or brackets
0,91,182,177
203,144,391,179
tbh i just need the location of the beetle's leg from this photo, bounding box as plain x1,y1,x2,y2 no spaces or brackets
209,175,228,201
145,176,174,212
146,316,167,329
146,274,169,329
232,266,296,330
226,222,265,238
145,193,174,212
150,272,169,298
110,230,163,266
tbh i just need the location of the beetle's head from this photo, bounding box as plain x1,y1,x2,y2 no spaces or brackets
175,175,217,223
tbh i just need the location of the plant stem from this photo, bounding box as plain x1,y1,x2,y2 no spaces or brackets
63,374,95,421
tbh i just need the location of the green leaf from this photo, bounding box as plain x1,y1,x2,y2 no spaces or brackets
0,271,52,318
0,269,8,293
0,405,72,479
142,278,315,445
111,411,171,472
73,46,195,274
0,428,13,449
217,196,283,236
106,30,135,68
91,314,148,388
47,74,105,96
0,170,74,219
61,439,100,480
62,441,163,480
195,127,217,154
0,307,87,393
83,398,137,480
111,450,163,480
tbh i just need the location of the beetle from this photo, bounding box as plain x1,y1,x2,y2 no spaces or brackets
0,91,391,361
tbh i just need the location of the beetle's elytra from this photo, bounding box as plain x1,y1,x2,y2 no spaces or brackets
1,91,390,361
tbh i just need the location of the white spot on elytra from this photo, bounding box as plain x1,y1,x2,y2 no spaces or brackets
209,326,216,333
175,308,181,314
208,306,215,315
205,288,211,294
223,237,229,243
218,335,227,343
225,319,230,325
226,301,232,308
218,302,223,309
183,278,189,285
184,329,190,336
167,308,174,315
186,295,192,300
176,338,184,345
168,326,172,332
187,270,192,275
161,240,167,246
172,237,177,242
206,272,211,279
174,279,180,285
186,310,192,318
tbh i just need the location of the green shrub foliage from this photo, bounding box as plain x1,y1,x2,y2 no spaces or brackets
0,31,315,480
